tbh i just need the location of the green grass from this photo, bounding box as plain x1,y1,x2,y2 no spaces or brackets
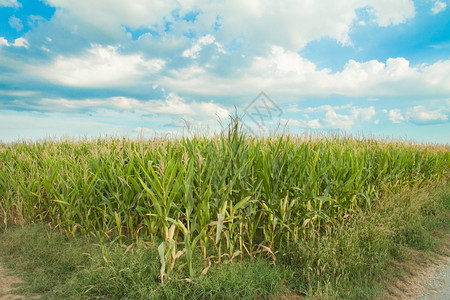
1,182,448,299
0,223,289,299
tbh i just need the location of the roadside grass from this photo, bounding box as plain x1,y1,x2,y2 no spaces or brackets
0,182,448,299
279,182,450,299
0,224,289,299
0,223,97,296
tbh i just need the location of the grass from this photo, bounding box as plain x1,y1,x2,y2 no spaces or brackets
0,223,289,299
0,182,448,299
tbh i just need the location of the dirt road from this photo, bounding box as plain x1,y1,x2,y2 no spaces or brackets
417,257,450,300
0,263,25,300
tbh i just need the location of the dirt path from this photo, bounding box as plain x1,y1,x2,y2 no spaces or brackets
416,256,450,300
0,263,25,300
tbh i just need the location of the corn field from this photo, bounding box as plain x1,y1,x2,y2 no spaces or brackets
1,119,449,279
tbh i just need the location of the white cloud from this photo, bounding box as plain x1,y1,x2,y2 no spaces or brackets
283,104,376,131
41,0,417,52
162,47,450,99
205,0,355,48
387,105,449,125
182,34,225,59
351,106,376,121
31,44,165,87
0,37,8,47
306,119,322,129
37,94,229,121
43,0,182,41
206,0,416,49
422,60,450,87
13,37,29,48
45,0,177,26
330,57,417,92
0,37,29,48
2,94,229,138
367,0,415,26
431,1,447,14
290,104,352,113
388,109,406,123
8,15,23,31
385,57,416,78
16,41,444,102
253,45,320,76
324,110,356,130
406,105,448,124
0,0,21,8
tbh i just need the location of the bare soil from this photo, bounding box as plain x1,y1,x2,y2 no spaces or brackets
0,263,25,300
416,256,450,300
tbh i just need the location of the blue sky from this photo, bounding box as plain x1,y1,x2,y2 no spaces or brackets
0,0,449,144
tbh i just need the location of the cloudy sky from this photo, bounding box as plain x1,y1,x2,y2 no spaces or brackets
0,0,449,143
